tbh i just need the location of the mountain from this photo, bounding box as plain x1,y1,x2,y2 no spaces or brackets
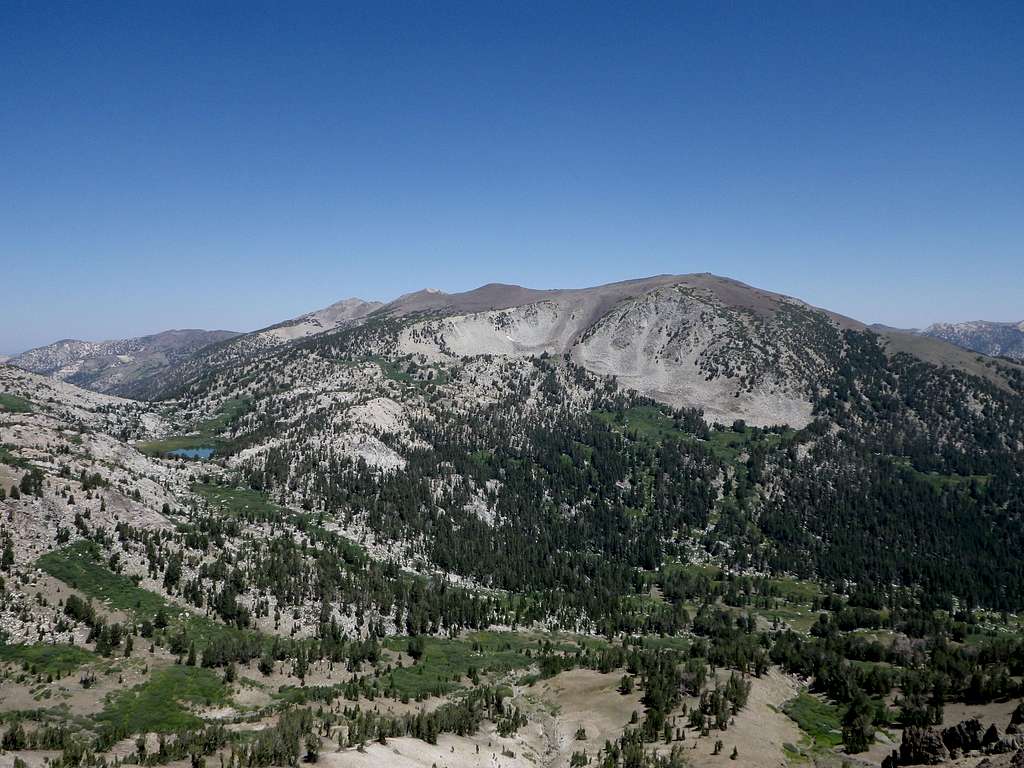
143,270,1024,605
8,328,240,395
106,296,384,400
18,278,1019,424
4,273,1024,768
144,273,1022,427
129,271,1024,607
7,298,384,399
375,274,867,426
922,320,1024,360
870,323,1022,387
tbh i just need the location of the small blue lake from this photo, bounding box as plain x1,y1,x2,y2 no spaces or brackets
168,447,215,459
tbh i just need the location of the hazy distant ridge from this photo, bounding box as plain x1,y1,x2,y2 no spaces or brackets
9,328,240,394
922,320,1024,361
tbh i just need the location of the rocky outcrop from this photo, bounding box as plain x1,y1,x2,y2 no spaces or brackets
943,718,985,755
986,725,1005,748
898,726,950,765
888,719,1024,765
985,732,1024,756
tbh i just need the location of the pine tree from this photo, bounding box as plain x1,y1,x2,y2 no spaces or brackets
1,540,14,571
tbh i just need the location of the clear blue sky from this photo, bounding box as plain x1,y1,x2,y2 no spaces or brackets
3,1,1022,352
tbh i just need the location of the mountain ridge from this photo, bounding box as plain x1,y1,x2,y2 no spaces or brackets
921,319,1024,360
11,274,1022,418
136,271,874,426
8,328,240,394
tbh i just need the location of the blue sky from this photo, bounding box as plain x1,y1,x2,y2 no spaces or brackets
3,1,1022,352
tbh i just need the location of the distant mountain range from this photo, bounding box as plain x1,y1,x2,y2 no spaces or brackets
6,298,386,398
921,320,1024,361
8,329,240,394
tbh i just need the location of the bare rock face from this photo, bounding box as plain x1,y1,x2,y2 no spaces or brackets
395,274,858,427
899,726,950,765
